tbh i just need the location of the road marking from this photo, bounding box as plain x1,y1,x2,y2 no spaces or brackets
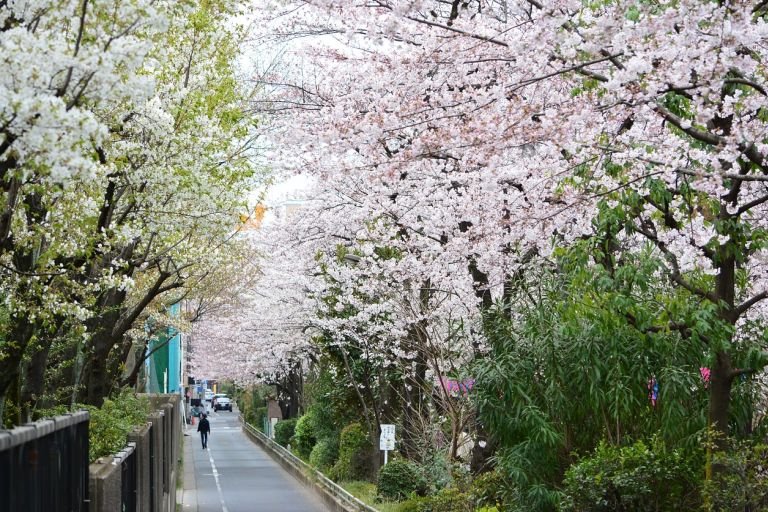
207,448,229,512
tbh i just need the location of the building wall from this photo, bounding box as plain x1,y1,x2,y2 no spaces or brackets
145,303,181,394
167,302,181,393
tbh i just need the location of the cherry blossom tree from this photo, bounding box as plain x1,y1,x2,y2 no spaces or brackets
246,0,768,469
0,0,259,420
188,213,317,388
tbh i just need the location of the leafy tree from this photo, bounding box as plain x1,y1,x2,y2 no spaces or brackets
474,247,753,509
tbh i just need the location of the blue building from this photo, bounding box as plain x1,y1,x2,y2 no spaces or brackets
145,302,182,394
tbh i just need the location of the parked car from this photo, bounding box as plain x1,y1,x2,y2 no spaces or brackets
204,389,214,402
214,396,232,412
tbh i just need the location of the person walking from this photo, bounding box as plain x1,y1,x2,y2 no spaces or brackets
198,413,211,449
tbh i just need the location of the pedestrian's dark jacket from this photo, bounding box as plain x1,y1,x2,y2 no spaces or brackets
197,418,210,433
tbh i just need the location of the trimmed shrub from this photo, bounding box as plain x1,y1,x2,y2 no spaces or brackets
561,438,700,511
330,422,373,481
274,418,298,447
293,411,318,459
310,438,339,471
378,459,428,500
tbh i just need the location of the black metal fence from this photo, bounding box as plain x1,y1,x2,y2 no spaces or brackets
0,410,90,512
0,395,180,512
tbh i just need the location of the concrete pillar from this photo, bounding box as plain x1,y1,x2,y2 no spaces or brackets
127,423,151,512
147,411,165,512
88,458,121,512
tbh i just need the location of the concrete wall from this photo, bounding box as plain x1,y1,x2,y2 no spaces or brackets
149,394,181,511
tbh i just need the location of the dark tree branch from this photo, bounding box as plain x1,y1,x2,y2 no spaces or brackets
737,193,768,216
633,220,719,303
733,290,768,319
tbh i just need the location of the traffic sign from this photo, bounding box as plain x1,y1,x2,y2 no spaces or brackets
380,424,396,464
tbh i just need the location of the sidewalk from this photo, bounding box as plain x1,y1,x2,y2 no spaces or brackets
178,423,199,511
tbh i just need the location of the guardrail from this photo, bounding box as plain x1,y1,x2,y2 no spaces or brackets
241,418,379,512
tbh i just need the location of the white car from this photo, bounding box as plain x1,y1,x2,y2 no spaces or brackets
214,396,232,412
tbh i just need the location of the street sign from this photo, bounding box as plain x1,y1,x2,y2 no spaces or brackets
380,424,396,464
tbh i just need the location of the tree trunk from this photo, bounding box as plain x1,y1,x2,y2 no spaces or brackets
370,429,381,477
20,332,52,422
401,281,431,460
705,248,736,487
0,317,36,425
708,351,733,443
81,308,122,406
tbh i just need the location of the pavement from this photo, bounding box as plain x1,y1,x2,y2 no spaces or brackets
179,405,328,512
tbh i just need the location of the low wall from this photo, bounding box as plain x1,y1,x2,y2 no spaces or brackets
88,393,181,512
241,418,379,512
0,395,181,512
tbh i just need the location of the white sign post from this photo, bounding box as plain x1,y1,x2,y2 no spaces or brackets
380,424,396,465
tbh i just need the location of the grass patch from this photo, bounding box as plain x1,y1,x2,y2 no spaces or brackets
339,480,403,512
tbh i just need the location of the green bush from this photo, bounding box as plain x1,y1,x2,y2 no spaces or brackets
251,406,267,431
274,418,297,447
378,459,428,500
702,440,768,511
87,390,150,462
396,488,473,512
330,422,373,481
238,385,271,428
397,497,429,512
421,453,453,494
469,469,511,510
293,411,318,459
561,438,700,511
310,438,339,471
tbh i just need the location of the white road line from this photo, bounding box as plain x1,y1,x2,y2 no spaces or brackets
207,449,229,512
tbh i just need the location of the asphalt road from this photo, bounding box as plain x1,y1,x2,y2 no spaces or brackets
180,405,328,512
